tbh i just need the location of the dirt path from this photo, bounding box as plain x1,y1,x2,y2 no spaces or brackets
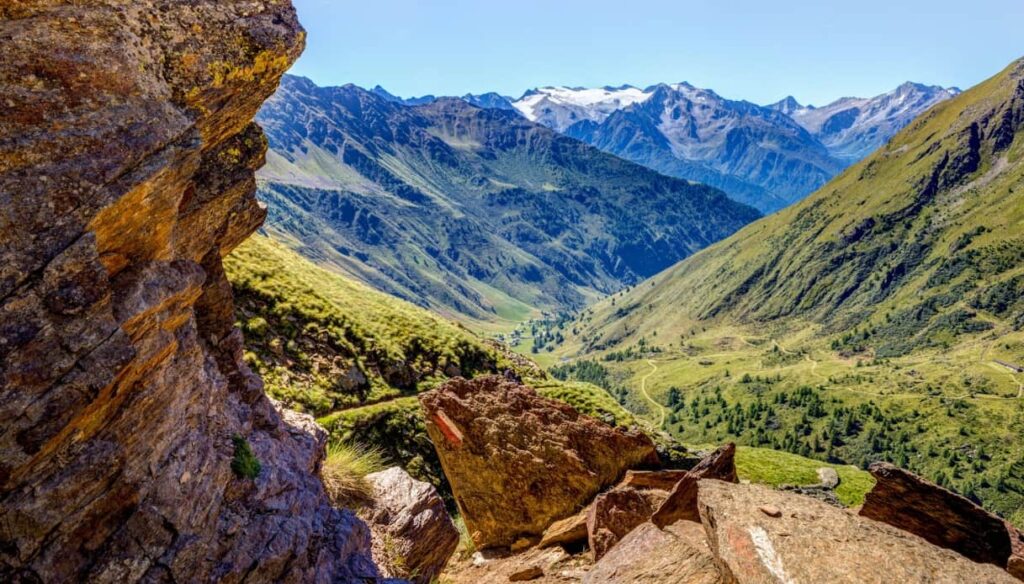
639,359,666,429
805,353,826,381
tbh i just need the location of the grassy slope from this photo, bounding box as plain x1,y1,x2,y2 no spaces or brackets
226,234,644,499
558,59,1024,523
228,233,864,506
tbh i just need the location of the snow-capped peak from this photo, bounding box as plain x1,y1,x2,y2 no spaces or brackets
512,85,654,131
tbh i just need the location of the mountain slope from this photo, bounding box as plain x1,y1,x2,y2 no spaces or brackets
780,83,960,163
255,75,759,326
576,58,1024,352
564,83,843,212
560,58,1024,523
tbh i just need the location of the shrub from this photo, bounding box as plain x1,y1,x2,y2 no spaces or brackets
321,442,387,507
231,434,261,479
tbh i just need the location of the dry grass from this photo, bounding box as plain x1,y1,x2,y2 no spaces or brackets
321,442,387,507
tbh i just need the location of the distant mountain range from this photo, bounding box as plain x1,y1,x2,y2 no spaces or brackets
254,75,759,325
769,82,961,163
573,59,1022,357
369,81,958,213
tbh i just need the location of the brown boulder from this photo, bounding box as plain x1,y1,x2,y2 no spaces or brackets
698,479,1017,583
860,462,1021,576
587,487,667,560
651,443,738,527
420,375,659,549
584,521,722,584
362,467,459,584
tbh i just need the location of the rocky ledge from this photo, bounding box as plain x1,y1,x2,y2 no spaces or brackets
0,1,385,581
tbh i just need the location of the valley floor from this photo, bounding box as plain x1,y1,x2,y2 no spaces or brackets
549,321,1024,525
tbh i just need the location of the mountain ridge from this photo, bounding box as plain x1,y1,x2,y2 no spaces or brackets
255,75,760,325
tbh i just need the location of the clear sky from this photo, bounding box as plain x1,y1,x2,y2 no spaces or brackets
290,0,1024,107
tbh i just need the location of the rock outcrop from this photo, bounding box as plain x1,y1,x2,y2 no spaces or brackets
860,462,1024,577
651,443,738,527
419,375,659,548
362,467,459,584
0,1,382,581
698,479,1017,583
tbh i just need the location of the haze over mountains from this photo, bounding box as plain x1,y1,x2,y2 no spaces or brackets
255,75,758,325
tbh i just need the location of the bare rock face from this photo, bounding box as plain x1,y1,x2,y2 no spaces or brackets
586,487,667,560
697,479,1018,584
651,443,738,528
0,1,382,581
362,467,459,584
860,462,1022,577
584,521,722,584
419,375,659,549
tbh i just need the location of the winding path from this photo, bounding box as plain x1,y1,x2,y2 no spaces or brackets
639,359,666,429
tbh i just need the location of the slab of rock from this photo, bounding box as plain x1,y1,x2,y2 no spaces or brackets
0,1,385,582
362,467,459,584
651,443,738,527
584,521,722,584
620,469,690,491
587,487,667,560
698,479,1018,583
510,565,546,581
420,376,659,548
860,462,1020,575
540,509,590,549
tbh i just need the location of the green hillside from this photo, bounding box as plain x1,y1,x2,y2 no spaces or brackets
254,75,759,329
558,58,1024,523
226,234,872,505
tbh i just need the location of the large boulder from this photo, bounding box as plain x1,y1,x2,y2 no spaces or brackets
584,521,722,584
0,1,384,581
651,443,738,527
362,467,459,584
697,479,1017,583
860,462,1022,577
420,375,659,548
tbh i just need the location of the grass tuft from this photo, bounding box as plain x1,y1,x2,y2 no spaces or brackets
231,434,262,480
321,442,387,507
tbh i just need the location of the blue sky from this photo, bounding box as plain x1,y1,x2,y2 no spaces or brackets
291,0,1024,106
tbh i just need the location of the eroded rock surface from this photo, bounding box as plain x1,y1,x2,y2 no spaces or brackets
420,375,659,548
0,1,382,581
362,466,459,584
698,479,1017,584
860,461,1022,576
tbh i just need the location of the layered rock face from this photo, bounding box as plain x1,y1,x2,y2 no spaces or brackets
0,1,380,581
419,375,659,549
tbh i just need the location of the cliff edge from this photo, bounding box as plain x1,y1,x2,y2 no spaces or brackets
0,1,381,581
